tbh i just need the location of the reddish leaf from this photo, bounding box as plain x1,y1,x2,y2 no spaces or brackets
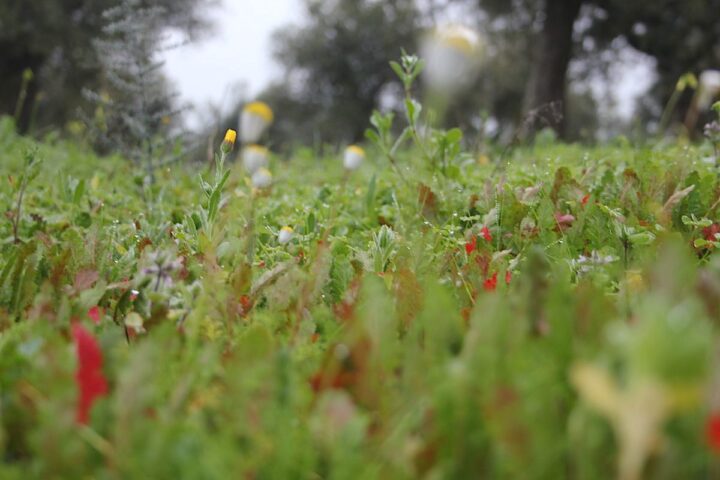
74,269,99,291
72,324,108,424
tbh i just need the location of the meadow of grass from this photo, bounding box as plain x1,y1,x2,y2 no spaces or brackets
2,112,720,479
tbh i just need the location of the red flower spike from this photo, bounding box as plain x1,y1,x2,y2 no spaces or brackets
505,270,512,286
72,324,108,424
706,412,720,453
465,236,477,255
481,226,492,242
88,306,101,325
484,272,498,292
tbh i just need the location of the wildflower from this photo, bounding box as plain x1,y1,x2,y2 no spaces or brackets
72,323,108,424
703,223,720,244
706,412,720,453
421,25,484,95
698,70,720,110
481,225,492,242
251,168,273,189
505,270,512,285
465,236,477,255
570,251,617,274
242,145,270,174
221,129,237,154
343,145,365,171
88,306,101,325
140,250,182,291
581,194,591,207
483,272,498,292
555,212,575,231
278,226,294,245
240,101,274,143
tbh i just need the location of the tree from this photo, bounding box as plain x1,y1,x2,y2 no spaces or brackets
263,0,422,146
0,0,211,133
476,0,720,137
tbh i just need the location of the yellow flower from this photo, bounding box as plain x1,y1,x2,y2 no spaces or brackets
224,129,237,145
221,129,237,154
343,145,365,171
240,101,274,143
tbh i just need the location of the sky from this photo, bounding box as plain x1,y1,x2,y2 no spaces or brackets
163,0,654,127
163,0,302,124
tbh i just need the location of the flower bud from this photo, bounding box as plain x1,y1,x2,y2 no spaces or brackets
221,129,237,154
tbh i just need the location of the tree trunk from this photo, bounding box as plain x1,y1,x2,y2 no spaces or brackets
523,0,583,139
0,48,44,133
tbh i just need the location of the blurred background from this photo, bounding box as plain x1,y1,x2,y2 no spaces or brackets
1,0,719,153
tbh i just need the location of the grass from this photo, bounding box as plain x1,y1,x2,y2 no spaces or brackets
2,113,720,479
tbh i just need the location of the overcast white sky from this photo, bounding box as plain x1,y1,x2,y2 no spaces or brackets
163,0,302,119
163,0,653,126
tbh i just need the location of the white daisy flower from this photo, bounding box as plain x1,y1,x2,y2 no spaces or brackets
278,226,294,245
421,25,484,95
343,145,365,171
240,101,274,143
698,70,720,110
251,167,272,189
242,145,270,174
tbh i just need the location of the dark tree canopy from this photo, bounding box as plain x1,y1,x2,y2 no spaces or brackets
262,0,422,146
0,0,212,133
476,0,720,136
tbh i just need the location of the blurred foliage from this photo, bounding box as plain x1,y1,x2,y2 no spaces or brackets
0,0,212,134
2,110,720,477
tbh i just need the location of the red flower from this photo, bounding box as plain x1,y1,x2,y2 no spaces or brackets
481,225,492,242
72,324,108,424
581,194,590,207
505,270,512,286
484,272,498,292
706,412,720,453
465,236,477,255
703,224,720,244
87,306,101,325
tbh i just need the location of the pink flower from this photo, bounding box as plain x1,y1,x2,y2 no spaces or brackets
554,212,575,231
87,306,101,325
72,324,108,424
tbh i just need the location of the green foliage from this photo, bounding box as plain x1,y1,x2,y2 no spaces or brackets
3,119,720,478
